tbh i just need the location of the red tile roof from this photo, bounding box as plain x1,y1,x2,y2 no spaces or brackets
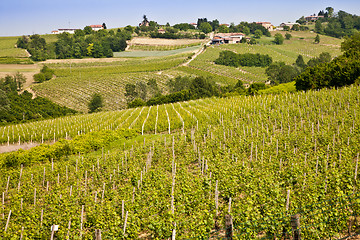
90,25,103,28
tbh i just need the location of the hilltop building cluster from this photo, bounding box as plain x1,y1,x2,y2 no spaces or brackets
51,25,104,34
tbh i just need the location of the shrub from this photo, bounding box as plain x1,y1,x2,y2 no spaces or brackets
33,73,46,83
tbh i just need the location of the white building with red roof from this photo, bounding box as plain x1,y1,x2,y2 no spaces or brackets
90,25,104,31
212,33,245,44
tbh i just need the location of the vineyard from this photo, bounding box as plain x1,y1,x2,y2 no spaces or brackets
5,31,339,113
0,85,359,239
31,54,191,112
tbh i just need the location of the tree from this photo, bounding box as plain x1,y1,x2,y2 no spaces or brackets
16,36,29,49
143,15,149,24
125,83,137,102
128,98,146,108
296,16,307,25
285,33,292,40
326,7,334,18
124,25,134,33
84,26,93,35
254,29,263,39
266,62,299,85
248,83,266,95
295,55,306,70
88,93,103,113
102,23,107,29
249,38,257,45
136,81,147,101
274,33,284,45
199,22,212,34
291,24,300,31
218,25,229,33
315,21,323,33
243,26,250,36
234,80,245,93
14,72,26,90
315,34,320,44
147,79,161,97
0,89,10,112
341,32,360,55
209,19,220,31
33,73,46,83
283,26,290,31
197,18,208,28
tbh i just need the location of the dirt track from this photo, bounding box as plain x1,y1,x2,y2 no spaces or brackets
129,37,206,46
0,142,40,153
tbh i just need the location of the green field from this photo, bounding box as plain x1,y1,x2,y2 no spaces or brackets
0,85,359,239
0,36,28,58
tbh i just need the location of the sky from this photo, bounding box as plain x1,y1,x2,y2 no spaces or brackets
1,0,360,36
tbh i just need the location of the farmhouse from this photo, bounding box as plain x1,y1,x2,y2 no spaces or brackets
280,22,297,28
305,15,324,22
52,28,80,34
211,33,245,44
90,25,103,31
256,22,274,31
190,23,197,28
158,28,166,34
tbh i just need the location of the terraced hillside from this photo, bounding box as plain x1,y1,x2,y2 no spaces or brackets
0,85,359,239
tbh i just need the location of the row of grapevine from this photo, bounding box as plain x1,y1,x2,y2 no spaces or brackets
0,85,359,239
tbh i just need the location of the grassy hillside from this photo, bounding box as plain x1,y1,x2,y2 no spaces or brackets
188,31,342,84
0,36,29,58
0,85,359,239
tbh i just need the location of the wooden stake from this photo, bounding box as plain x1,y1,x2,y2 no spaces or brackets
95,229,102,240
172,222,176,240
122,200,125,219
66,219,71,240
34,188,36,206
291,214,301,240
2,192,4,219
225,214,233,240
40,209,43,228
355,153,359,181
6,176,10,193
80,205,84,237
20,226,24,240
286,190,290,211
4,210,11,232
50,225,55,240
123,211,128,235
215,180,219,215
228,197,232,214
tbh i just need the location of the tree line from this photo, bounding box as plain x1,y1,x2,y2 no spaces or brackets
215,51,273,68
17,27,130,61
295,33,360,90
0,73,76,125
266,52,332,85
297,7,360,38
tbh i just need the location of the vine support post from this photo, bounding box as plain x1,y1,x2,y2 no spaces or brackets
123,211,128,235
4,210,11,232
225,214,233,240
95,229,102,240
291,214,301,240
172,222,176,240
